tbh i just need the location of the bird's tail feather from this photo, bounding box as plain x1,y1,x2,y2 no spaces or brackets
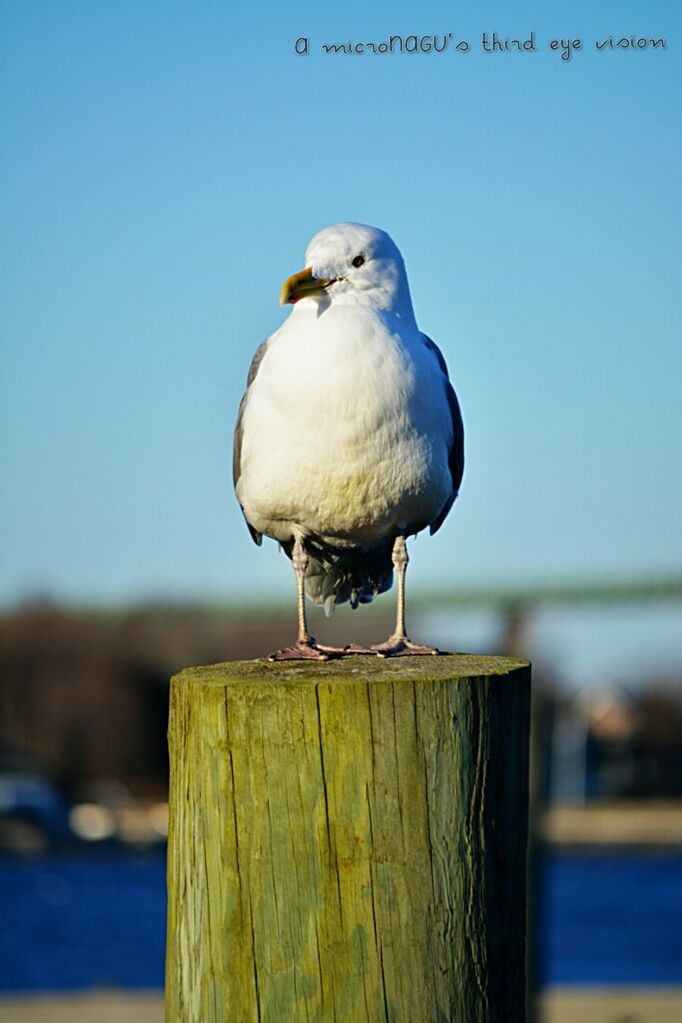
283,539,394,615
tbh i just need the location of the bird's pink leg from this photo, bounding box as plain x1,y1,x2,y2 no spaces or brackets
269,538,346,661
369,536,439,657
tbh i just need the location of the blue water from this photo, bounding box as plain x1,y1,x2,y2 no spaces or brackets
1,849,681,992
0,852,167,992
541,851,682,986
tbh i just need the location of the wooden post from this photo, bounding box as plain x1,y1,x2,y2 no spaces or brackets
165,654,531,1023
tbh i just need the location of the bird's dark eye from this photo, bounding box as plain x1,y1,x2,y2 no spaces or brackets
352,254,365,268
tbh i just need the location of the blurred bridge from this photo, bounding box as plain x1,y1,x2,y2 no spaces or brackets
413,574,682,611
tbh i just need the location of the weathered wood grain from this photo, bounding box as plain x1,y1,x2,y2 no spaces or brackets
165,655,530,1023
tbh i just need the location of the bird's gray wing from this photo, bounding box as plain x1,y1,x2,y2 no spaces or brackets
233,337,271,546
421,334,465,535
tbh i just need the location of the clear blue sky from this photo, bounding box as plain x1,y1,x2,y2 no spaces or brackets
1,0,681,607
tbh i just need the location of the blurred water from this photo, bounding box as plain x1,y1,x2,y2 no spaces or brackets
541,850,682,985
1,849,681,992
0,852,166,992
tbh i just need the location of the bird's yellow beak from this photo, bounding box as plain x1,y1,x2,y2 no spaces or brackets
279,267,336,305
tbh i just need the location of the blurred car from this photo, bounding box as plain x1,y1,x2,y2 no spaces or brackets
0,753,71,855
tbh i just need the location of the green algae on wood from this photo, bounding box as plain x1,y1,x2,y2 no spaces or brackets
165,654,531,1023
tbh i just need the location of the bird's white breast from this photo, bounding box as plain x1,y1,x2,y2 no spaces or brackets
237,305,453,546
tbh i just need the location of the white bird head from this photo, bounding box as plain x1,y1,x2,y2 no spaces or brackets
280,222,416,323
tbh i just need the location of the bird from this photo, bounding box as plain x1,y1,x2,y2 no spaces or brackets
233,222,464,660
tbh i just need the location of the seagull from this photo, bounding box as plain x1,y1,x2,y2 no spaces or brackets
233,223,464,660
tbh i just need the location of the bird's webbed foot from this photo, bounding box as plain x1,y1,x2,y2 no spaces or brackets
268,638,346,662
371,636,440,658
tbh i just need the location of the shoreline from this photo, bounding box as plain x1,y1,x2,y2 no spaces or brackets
3,988,682,1023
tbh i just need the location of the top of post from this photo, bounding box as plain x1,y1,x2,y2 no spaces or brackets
173,653,530,689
